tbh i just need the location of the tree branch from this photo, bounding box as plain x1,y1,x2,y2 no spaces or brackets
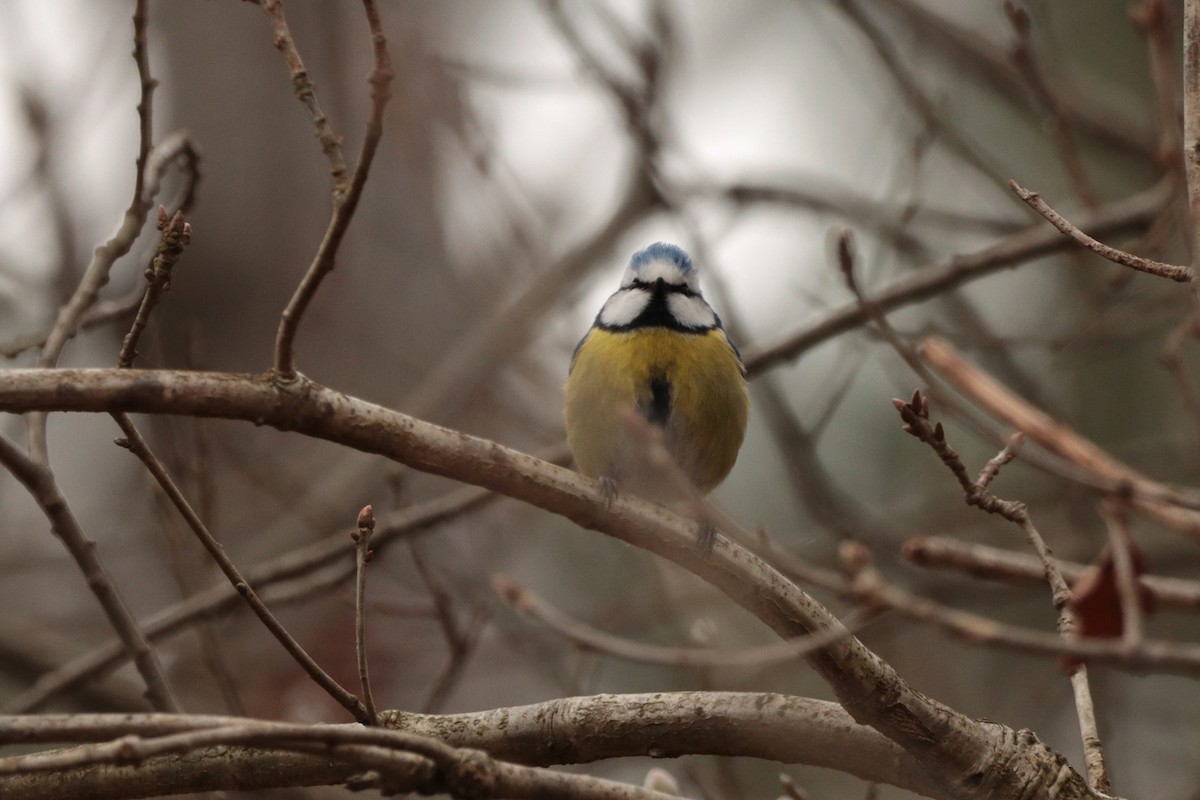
1009,180,1192,281
0,694,948,799
270,0,394,379
744,180,1169,376
0,434,178,713
0,366,1131,797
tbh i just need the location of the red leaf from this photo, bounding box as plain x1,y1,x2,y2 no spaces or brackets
1060,543,1155,671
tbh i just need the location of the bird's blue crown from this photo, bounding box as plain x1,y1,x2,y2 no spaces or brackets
629,242,693,274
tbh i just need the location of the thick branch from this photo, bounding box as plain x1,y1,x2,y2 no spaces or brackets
0,367,1100,798
1184,0,1200,258
0,694,947,799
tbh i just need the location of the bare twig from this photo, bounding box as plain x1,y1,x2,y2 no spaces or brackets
842,541,1200,674
1009,180,1192,281
904,536,1200,610
921,336,1200,535
495,575,876,668
27,0,159,463
0,433,179,713
834,0,1014,196
539,0,662,160
1,133,200,361
745,180,1169,375
879,0,1155,158
151,492,246,715
836,230,936,383
354,505,379,724
112,420,371,723
892,391,1108,789
6,478,505,713
1133,0,1183,169
779,772,812,800
255,0,349,191
1003,2,1098,208
271,0,394,379
1099,500,1145,648
117,207,191,368
1160,317,1200,439
405,537,483,712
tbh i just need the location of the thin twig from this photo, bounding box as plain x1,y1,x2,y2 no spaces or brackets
118,207,191,367
1,132,199,361
1069,674,1108,794
879,0,1155,158
539,0,662,159
151,491,247,715
495,575,877,668
0,433,179,713
113,420,371,723
271,0,394,379
1009,180,1193,281
842,541,1200,674
1099,500,1145,648
1133,0,1183,170
27,0,158,463
834,0,1015,197
255,0,349,191
354,505,379,724
921,336,1200,535
745,179,1170,375
1003,2,1098,209
405,536,478,712
903,536,1200,610
6,478,505,713
835,229,937,382
891,392,1109,790
1159,317,1200,440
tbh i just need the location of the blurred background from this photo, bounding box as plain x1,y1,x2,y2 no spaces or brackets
1,1,1198,798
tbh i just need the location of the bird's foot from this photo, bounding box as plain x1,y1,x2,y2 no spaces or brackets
598,476,618,507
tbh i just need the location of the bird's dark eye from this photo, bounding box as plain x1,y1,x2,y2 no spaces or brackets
630,278,695,296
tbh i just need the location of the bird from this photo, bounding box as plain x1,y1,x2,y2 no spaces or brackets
564,242,749,532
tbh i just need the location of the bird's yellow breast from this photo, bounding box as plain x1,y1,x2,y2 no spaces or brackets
564,327,749,495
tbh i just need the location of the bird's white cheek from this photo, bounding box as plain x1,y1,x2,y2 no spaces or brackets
598,289,650,327
667,295,717,329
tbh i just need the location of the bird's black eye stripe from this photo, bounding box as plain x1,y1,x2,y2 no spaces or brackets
629,279,699,297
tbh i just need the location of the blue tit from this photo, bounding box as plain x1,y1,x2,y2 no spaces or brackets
564,242,749,505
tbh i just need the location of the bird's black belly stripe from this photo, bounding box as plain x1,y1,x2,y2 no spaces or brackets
645,373,672,426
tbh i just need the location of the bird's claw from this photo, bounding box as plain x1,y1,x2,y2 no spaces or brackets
598,476,618,507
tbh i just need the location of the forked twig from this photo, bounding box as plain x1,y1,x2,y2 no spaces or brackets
892,391,1108,790
269,0,395,379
